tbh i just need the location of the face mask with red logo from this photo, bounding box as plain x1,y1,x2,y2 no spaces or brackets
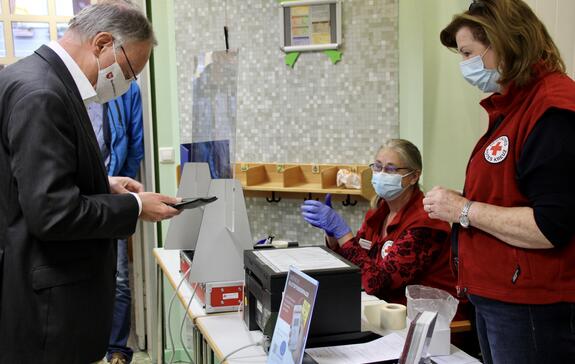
94,42,132,104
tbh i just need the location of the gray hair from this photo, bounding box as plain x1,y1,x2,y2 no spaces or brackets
68,1,156,47
379,139,423,173
370,139,423,208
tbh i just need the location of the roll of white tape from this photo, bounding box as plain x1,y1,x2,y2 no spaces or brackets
380,303,407,330
363,301,386,326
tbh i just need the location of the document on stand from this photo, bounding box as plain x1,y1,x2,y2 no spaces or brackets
305,333,404,364
254,247,349,273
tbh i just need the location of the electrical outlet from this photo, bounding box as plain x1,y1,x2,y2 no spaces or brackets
158,147,174,164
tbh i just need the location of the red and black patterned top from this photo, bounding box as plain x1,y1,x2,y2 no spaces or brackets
331,187,461,310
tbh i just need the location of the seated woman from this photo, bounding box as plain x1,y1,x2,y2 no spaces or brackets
301,139,465,317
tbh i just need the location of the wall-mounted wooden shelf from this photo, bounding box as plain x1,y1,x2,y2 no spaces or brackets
234,162,375,202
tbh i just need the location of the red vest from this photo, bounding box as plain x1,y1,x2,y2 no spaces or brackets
459,69,575,304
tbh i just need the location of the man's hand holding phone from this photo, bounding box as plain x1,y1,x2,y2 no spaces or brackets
139,193,182,222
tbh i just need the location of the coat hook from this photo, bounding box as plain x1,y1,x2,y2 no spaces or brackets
266,191,281,203
342,194,357,206
303,193,318,201
224,26,230,52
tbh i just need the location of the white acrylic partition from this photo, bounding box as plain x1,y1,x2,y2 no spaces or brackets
189,178,253,283
165,162,254,283
165,162,211,250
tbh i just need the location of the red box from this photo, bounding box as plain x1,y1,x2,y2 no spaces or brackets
179,250,243,313
194,281,244,313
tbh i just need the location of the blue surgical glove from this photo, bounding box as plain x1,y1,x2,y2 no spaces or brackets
300,194,351,239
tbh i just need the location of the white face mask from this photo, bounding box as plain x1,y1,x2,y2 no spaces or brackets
459,47,501,93
94,43,132,104
371,170,414,201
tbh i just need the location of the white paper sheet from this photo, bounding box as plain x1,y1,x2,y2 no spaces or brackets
253,247,349,273
305,333,404,364
431,349,481,364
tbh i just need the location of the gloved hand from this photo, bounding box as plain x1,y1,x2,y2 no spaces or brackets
300,194,351,239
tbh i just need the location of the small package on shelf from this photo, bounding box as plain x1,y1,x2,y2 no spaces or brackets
336,168,361,189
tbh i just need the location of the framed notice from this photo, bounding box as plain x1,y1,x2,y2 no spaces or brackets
279,0,342,53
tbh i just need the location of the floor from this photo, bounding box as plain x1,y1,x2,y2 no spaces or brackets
132,352,153,364
94,351,152,364
93,304,153,364
95,260,153,364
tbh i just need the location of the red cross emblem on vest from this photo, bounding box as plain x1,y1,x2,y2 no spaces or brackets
489,142,503,156
381,240,394,258
484,136,509,164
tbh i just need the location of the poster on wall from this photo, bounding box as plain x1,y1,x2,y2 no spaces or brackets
267,267,319,364
290,4,331,46
280,0,341,52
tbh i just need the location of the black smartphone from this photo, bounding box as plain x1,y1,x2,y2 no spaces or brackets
168,196,218,210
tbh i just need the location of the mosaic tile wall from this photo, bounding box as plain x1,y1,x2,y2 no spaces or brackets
174,0,399,245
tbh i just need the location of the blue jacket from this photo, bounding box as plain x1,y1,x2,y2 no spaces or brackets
105,82,144,178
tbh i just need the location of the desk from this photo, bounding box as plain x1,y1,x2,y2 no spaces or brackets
196,314,266,364
154,248,207,319
155,248,479,364
155,248,227,364
194,295,480,364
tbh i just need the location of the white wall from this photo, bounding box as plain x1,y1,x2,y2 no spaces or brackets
525,0,575,78
400,0,484,192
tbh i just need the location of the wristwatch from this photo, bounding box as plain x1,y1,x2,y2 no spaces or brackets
459,200,474,228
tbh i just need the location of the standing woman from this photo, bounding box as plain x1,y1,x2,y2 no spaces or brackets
424,0,575,363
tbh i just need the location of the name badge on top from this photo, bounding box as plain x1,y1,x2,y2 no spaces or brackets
358,238,372,250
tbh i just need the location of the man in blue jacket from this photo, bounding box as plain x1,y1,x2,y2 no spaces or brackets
88,80,144,364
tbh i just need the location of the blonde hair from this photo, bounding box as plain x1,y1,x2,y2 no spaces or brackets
370,139,422,209
440,0,565,87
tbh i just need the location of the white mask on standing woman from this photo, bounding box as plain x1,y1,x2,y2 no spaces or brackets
459,46,501,93
95,42,132,104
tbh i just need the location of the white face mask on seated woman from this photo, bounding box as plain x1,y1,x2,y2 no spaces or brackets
371,170,414,201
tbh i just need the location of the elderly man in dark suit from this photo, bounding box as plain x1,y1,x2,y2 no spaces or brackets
0,2,180,363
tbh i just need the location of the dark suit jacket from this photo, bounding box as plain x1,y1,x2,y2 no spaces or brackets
0,45,139,363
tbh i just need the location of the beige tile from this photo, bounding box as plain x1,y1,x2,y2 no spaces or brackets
132,352,152,364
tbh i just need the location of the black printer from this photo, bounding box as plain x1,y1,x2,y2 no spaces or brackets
243,246,362,341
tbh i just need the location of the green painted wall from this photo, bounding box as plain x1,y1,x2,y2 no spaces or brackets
400,0,486,192
398,0,424,155
422,0,486,192
149,0,180,242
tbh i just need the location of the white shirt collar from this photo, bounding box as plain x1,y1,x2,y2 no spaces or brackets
47,41,98,106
